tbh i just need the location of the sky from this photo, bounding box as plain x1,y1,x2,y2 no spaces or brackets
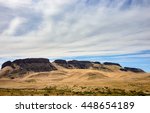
0,0,150,72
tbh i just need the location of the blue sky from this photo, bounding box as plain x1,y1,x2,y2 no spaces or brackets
0,0,150,72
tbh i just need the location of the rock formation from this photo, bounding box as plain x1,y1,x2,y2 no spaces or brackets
54,60,115,71
68,60,93,69
54,60,99,69
54,59,145,73
0,58,146,78
103,62,121,67
120,67,145,73
1,61,13,69
12,58,56,72
54,59,68,68
1,58,57,77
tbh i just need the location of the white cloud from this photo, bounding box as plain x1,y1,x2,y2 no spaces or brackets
0,0,32,8
2,17,26,36
0,0,150,59
34,0,73,16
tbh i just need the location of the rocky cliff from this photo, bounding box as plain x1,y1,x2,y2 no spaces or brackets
120,67,145,73
103,62,121,67
54,59,145,73
54,60,97,69
0,58,56,77
0,58,145,77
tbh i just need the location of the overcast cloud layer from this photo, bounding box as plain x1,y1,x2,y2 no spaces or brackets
0,0,150,71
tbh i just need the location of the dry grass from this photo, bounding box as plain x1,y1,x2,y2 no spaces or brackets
0,69,150,96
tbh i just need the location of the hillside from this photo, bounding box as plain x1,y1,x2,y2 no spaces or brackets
0,58,149,96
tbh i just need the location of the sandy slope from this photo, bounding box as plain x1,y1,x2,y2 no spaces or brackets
0,68,150,93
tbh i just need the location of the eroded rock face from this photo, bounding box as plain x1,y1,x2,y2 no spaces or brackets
103,62,121,67
1,58,146,77
92,62,101,64
68,60,93,69
120,67,145,73
54,59,68,68
1,58,57,76
54,60,94,69
1,61,13,69
54,59,122,70
54,59,145,73
13,58,56,72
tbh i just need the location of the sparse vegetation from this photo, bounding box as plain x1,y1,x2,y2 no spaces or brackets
0,68,150,96
0,86,149,96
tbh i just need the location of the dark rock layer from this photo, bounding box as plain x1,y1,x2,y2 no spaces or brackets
54,59,68,68
68,60,93,69
54,59,145,73
1,58,146,77
54,60,96,69
1,58,57,75
103,62,121,67
1,61,13,69
120,67,145,73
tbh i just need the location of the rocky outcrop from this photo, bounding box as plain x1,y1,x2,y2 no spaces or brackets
1,58,146,78
54,59,68,68
120,67,145,73
54,59,145,73
1,61,13,69
54,59,117,71
1,58,57,76
12,58,56,72
54,60,95,69
92,62,101,64
103,62,121,67
68,60,93,69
